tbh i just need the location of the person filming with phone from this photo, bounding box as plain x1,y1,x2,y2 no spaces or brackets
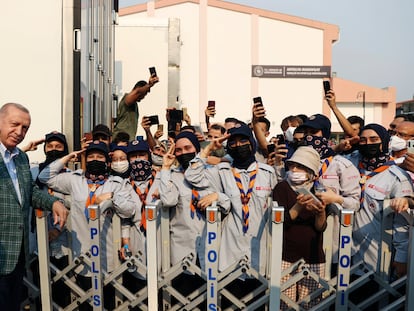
113,69,159,141
273,146,326,309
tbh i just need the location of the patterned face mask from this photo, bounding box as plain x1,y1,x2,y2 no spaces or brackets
304,135,335,159
130,159,152,181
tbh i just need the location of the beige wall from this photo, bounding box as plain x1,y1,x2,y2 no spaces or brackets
0,1,63,162
119,0,338,136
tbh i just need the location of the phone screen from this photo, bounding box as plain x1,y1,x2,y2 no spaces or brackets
253,96,263,107
208,100,216,108
323,80,331,95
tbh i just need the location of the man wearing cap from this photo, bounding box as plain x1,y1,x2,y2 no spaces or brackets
273,146,326,309
159,131,230,299
185,124,276,301
92,124,112,147
113,75,159,141
30,131,71,307
38,141,136,310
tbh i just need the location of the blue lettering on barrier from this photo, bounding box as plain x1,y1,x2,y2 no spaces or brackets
341,235,350,248
92,262,99,273
341,290,345,305
208,304,217,311
91,245,99,256
208,232,216,244
94,275,99,289
93,295,101,306
339,254,350,268
208,250,217,263
339,274,348,287
91,227,98,239
210,283,215,297
208,268,216,281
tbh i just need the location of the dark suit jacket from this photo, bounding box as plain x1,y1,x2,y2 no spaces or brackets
0,149,57,275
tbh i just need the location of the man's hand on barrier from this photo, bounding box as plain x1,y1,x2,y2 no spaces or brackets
390,197,410,213
52,200,69,228
197,193,219,211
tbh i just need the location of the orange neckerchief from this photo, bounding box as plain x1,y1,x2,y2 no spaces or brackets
85,179,105,220
232,165,258,233
131,173,155,233
358,159,395,207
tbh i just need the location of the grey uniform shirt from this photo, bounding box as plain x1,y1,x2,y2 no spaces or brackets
159,166,230,270
353,165,413,272
318,155,361,262
38,159,136,276
185,156,276,276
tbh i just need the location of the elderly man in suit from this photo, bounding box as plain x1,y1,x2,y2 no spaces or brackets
0,103,68,311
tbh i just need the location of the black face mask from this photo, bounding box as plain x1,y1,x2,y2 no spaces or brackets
176,152,196,170
86,160,108,176
45,150,67,163
228,144,252,161
358,143,382,158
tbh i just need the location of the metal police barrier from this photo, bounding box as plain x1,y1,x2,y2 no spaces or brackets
88,204,104,310
145,200,161,311
205,202,219,310
269,203,284,310
33,198,414,310
35,209,53,310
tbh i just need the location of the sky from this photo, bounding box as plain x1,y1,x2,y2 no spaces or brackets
120,0,414,102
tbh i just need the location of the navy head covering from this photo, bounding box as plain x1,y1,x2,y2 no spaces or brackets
175,131,201,153
361,123,390,153
227,124,257,152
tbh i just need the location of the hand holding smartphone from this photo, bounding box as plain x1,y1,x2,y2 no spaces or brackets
253,96,263,107
323,80,331,95
149,66,157,77
83,132,93,141
146,115,159,125
296,187,322,205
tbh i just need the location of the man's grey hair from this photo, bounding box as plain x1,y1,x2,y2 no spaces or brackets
0,103,30,119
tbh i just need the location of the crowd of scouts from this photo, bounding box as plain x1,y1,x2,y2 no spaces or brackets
23,81,414,310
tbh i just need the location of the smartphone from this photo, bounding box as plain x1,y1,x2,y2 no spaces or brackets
169,109,183,121
408,140,414,154
136,135,144,141
149,66,157,77
83,132,93,141
253,96,263,107
147,115,159,125
157,124,164,132
208,100,216,108
276,134,285,145
267,144,275,154
323,80,331,95
182,107,188,117
296,187,322,204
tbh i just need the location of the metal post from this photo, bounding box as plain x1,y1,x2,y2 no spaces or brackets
206,202,219,310
88,204,103,310
146,200,161,311
36,209,53,311
405,211,414,310
335,209,354,311
269,203,284,311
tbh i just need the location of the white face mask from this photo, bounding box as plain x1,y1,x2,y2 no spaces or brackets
286,171,308,185
151,153,163,166
111,160,129,174
390,135,407,152
284,127,296,142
